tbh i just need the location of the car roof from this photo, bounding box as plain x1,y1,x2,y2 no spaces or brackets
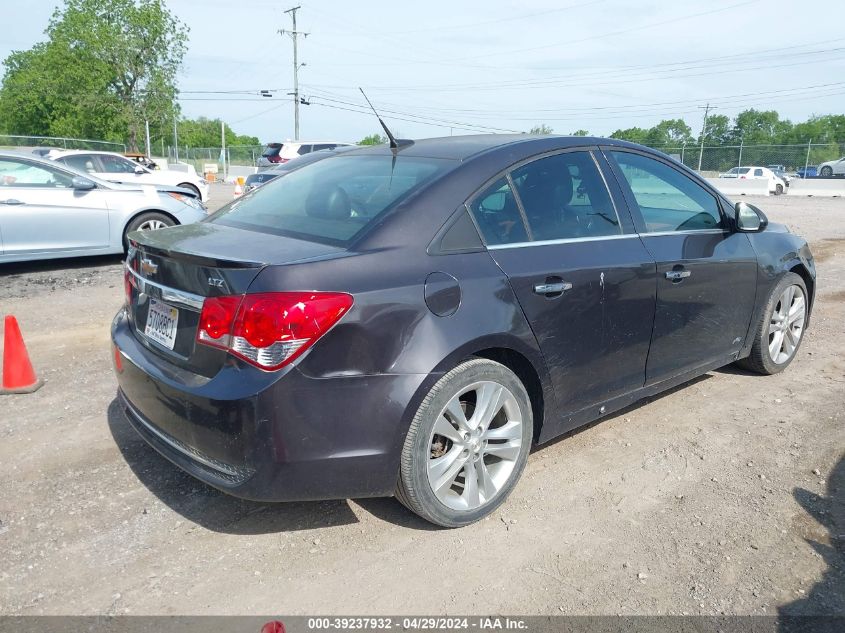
49,149,125,157
336,134,645,161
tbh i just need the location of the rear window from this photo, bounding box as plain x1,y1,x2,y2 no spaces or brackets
261,144,282,158
209,155,452,245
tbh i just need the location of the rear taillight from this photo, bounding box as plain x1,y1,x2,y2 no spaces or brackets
267,155,288,164
196,292,353,370
124,267,135,305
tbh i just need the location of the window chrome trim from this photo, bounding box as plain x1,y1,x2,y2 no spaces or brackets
639,229,729,238
126,265,205,310
487,233,641,250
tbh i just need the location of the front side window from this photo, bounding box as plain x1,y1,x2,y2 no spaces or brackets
98,155,137,174
510,151,620,241
754,168,763,177
467,177,528,246
211,154,451,245
0,159,73,188
610,151,723,233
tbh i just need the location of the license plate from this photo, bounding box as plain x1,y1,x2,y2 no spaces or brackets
144,298,179,350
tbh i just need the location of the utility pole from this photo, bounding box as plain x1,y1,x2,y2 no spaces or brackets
280,6,307,140
221,119,227,182
144,119,151,158
697,103,715,172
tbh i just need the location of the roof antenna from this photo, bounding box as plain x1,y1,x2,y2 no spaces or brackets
359,88,412,150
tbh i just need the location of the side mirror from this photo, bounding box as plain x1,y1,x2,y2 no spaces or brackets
134,166,146,175
72,176,96,191
734,201,768,233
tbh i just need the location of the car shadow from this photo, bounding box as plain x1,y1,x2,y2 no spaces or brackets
1,253,124,274
106,398,364,534
777,455,844,628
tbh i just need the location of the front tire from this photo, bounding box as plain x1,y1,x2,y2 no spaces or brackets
123,211,175,250
178,182,201,199
820,166,833,177
775,183,784,195
737,272,808,375
396,359,533,527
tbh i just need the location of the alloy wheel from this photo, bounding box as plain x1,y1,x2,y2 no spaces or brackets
137,219,167,231
426,380,523,511
768,285,806,364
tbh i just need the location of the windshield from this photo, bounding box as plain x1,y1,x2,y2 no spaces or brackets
209,154,453,246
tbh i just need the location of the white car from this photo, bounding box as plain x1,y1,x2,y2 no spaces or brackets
257,141,354,169
817,156,845,178
48,150,209,202
718,166,787,195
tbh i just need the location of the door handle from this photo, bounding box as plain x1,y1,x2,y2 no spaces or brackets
1,199,24,205
665,270,691,281
533,281,572,295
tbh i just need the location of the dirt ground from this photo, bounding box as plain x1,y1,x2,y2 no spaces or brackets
0,186,843,616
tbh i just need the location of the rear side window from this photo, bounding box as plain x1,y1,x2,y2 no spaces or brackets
754,168,763,177
297,144,313,155
468,177,528,246
59,155,97,173
511,151,620,241
261,144,282,158
211,155,451,245
610,151,723,233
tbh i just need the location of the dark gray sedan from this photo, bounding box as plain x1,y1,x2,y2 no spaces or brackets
112,135,815,527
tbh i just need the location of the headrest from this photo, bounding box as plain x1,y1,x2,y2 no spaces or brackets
306,185,351,220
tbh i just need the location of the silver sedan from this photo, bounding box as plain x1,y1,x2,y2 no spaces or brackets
0,152,207,263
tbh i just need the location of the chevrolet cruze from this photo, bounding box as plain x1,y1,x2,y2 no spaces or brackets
112,135,815,527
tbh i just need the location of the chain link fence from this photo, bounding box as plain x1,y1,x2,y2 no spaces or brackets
167,145,264,174
0,134,126,153
646,142,845,176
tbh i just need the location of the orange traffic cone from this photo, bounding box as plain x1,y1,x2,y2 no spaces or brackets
1,316,43,394
233,177,244,199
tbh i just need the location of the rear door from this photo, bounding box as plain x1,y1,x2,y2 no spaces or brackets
605,149,757,384
0,157,110,257
468,149,656,424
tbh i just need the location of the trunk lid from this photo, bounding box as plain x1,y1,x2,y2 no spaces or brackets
126,222,345,376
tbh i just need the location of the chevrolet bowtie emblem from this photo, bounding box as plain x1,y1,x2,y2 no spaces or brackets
140,258,158,276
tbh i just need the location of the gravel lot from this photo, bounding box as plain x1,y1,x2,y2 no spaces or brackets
0,187,843,616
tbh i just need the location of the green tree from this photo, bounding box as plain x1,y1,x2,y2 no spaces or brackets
358,133,388,145
609,126,650,144
700,114,731,144
644,118,693,146
177,117,258,148
0,0,188,150
528,124,554,135
729,109,792,145
570,129,589,136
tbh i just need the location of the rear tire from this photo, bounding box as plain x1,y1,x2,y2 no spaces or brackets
396,359,533,528
775,183,784,195
123,211,175,250
736,272,808,375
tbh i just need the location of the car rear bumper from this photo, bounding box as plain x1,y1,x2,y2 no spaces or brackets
111,308,430,501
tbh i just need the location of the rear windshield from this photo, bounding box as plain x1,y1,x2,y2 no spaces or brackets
261,144,282,157
209,155,452,245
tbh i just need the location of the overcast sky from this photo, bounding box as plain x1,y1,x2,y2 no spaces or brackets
3,0,845,144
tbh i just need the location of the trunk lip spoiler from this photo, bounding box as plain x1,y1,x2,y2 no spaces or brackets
130,237,266,269
126,264,205,311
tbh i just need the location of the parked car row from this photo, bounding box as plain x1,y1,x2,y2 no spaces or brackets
718,166,787,194
257,140,354,169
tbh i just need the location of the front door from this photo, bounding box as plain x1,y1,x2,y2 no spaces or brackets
606,149,758,384
468,149,656,429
